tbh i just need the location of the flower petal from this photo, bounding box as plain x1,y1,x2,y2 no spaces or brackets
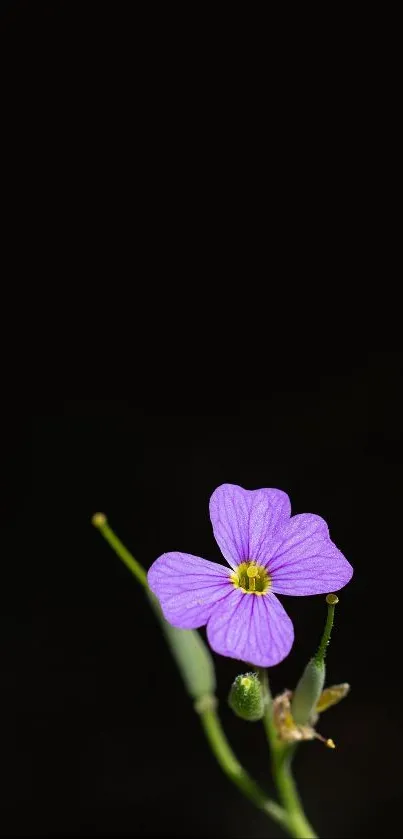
268,514,353,595
206,589,294,667
209,484,291,569
147,552,232,629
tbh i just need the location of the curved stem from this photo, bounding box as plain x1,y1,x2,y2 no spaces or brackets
198,703,289,830
259,670,317,839
91,513,148,587
315,594,338,665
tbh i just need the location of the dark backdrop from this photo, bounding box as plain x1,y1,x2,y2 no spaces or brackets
1,3,400,837
1,354,402,836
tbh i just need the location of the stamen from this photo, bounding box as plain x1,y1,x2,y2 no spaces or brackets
247,564,259,592
314,732,336,748
231,562,271,595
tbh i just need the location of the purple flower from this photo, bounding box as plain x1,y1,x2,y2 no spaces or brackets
148,485,353,667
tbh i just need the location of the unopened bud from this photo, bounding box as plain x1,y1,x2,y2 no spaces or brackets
228,672,264,722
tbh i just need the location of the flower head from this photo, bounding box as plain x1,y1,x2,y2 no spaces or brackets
147,484,353,667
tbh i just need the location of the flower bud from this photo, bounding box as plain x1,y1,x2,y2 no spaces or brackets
228,672,265,721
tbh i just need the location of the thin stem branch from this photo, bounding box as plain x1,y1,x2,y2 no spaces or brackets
91,513,148,587
315,594,338,665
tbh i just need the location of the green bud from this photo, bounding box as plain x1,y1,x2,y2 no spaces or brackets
228,672,265,721
291,658,325,725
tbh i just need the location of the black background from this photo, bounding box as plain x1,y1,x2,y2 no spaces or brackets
2,354,402,837
1,3,401,837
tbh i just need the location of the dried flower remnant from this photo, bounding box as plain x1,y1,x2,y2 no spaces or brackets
273,683,350,748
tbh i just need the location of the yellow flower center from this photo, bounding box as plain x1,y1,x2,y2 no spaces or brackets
231,562,271,595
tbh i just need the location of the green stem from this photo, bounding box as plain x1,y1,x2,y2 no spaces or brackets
259,670,317,839
315,594,338,665
198,703,289,830
91,513,148,587
271,748,316,839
